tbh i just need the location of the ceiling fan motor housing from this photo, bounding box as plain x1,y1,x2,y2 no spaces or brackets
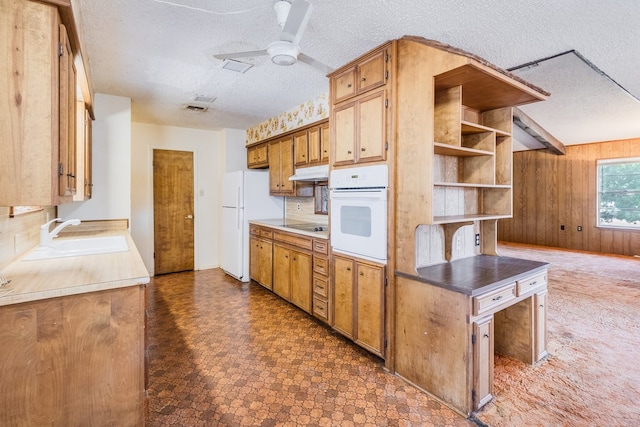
268,40,299,66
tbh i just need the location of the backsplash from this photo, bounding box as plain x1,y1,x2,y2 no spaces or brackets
285,197,328,225
0,207,55,270
246,93,329,144
415,223,480,267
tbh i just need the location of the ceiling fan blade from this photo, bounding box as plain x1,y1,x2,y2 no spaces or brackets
298,52,334,74
213,49,268,60
279,0,312,44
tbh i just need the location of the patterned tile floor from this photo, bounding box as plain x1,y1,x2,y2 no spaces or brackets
146,269,475,426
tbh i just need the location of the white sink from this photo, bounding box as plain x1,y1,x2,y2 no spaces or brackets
23,236,129,261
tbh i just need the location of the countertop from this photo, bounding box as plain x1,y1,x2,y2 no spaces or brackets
249,218,329,239
0,229,150,307
396,255,549,296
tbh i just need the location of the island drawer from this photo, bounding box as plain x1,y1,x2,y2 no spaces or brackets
260,228,273,239
473,283,516,316
516,273,547,296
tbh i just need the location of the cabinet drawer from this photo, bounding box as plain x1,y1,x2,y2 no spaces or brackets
313,295,329,322
313,275,329,298
516,273,547,296
473,284,516,316
260,229,273,239
313,256,328,276
250,224,260,236
313,239,328,255
273,231,313,250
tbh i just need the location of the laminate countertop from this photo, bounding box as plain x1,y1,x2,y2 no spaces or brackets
0,229,150,307
396,255,549,296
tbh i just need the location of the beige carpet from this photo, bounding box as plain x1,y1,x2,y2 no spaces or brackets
474,243,640,427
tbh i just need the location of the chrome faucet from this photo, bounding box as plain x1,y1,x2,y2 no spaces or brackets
39,218,81,247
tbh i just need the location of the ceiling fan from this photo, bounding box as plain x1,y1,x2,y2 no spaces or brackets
213,0,334,74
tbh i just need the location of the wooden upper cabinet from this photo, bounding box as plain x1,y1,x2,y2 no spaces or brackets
331,46,388,104
320,122,330,163
333,89,387,166
307,126,321,164
247,142,268,169
268,136,295,195
0,0,85,206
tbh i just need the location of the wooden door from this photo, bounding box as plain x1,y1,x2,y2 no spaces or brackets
153,149,194,275
534,290,548,361
279,136,295,194
307,126,321,164
333,102,356,165
273,244,291,300
473,316,494,410
294,130,309,166
333,255,355,339
358,90,386,163
249,236,261,285
290,250,312,313
268,140,281,193
259,239,274,289
355,262,384,355
58,23,76,198
320,122,330,163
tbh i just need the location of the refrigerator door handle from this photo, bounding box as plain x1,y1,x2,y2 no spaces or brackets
237,185,242,210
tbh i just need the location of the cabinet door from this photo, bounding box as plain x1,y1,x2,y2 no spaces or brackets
333,102,356,165
290,250,312,313
355,262,384,355
534,290,548,361
279,136,295,194
333,67,356,103
58,24,77,197
83,107,93,199
333,256,355,338
268,141,281,193
293,131,309,166
259,239,274,289
307,126,321,164
273,244,291,300
357,49,386,93
320,122,330,163
473,316,494,410
357,90,386,163
249,236,260,283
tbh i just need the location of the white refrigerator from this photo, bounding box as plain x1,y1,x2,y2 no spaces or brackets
221,170,283,282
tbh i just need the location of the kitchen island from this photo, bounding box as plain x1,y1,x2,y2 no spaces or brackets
0,225,149,426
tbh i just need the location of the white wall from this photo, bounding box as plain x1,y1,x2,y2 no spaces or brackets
131,122,247,275
59,93,132,221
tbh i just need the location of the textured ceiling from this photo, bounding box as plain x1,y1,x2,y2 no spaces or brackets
73,0,640,146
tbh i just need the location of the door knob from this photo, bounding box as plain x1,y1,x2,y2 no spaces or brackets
185,214,194,219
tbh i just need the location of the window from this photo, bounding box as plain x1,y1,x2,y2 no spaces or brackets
597,158,640,229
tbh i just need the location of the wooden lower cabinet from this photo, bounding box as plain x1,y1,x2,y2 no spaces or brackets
249,235,273,290
473,316,494,409
273,243,312,313
332,254,385,357
0,286,145,426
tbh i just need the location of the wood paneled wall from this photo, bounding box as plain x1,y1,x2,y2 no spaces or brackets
498,138,640,256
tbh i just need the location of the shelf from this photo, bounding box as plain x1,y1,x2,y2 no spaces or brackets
434,182,510,189
434,142,494,157
433,214,512,224
461,121,510,137
434,63,546,111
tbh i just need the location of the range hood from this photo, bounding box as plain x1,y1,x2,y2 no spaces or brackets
288,164,329,182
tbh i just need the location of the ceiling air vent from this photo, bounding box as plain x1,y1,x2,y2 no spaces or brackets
221,59,253,74
184,105,208,112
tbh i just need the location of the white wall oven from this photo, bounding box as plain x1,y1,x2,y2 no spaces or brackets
330,165,388,263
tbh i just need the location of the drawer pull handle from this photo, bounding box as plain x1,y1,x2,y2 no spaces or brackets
492,295,503,301
347,150,352,154
483,333,489,338
361,77,366,81
347,83,352,88
346,267,351,271
530,281,537,286
540,304,544,308
359,272,364,276
361,147,366,151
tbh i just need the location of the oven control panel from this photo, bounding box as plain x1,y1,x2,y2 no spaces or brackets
330,164,388,189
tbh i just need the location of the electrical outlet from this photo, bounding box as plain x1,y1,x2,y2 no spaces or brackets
455,235,461,251
560,225,565,230
475,233,480,246
577,226,582,232
296,203,301,211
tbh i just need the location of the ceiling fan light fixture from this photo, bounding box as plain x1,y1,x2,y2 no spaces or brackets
273,0,292,27
267,40,299,66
